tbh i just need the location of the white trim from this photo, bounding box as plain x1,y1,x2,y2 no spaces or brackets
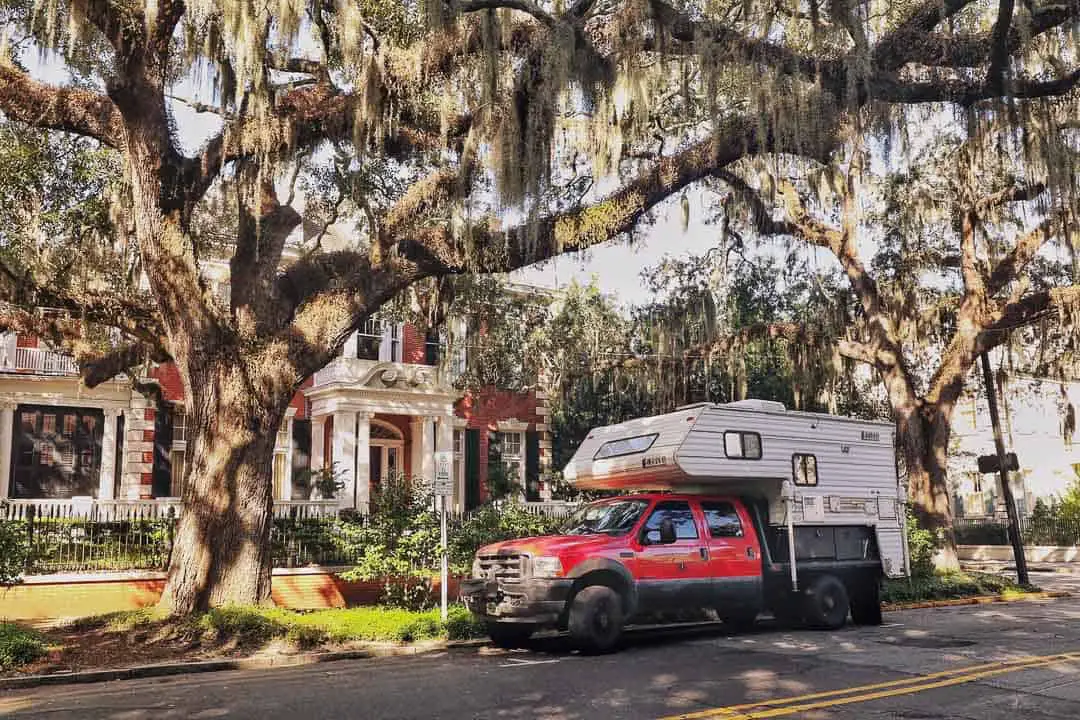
497,419,529,432
453,417,469,429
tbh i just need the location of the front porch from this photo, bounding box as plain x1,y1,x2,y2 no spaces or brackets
306,356,465,513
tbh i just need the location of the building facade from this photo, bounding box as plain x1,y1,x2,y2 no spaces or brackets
949,369,1080,519
0,308,555,516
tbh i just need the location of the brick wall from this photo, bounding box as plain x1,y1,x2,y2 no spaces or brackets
149,363,185,403
455,388,552,500
0,571,464,619
121,398,157,499
402,323,427,365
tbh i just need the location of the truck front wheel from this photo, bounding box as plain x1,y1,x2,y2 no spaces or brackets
568,585,624,653
486,623,535,649
804,575,850,630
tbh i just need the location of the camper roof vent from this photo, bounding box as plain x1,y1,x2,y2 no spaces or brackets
723,399,787,413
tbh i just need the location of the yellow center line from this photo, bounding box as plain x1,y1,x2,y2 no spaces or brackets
661,652,1080,720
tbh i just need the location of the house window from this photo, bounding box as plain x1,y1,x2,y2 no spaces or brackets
11,405,104,499
497,431,524,483
424,327,443,366
971,472,983,494
355,319,403,362
793,454,818,486
453,428,464,500
170,408,188,497
724,431,762,460
170,448,187,498
276,420,290,450
172,409,187,443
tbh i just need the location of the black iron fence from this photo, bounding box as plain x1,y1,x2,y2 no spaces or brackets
3,506,371,574
1,500,580,575
954,517,1080,546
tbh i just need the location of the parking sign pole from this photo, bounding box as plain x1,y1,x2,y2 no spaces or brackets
434,450,452,623
441,494,448,622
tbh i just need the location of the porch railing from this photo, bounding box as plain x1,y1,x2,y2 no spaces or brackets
9,347,79,375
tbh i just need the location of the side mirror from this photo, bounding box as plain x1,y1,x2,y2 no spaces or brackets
659,517,677,544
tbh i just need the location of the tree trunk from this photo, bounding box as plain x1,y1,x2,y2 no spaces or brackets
159,355,292,614
898,402,961,571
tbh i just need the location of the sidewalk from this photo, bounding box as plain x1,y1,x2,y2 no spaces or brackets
962,560,1080,594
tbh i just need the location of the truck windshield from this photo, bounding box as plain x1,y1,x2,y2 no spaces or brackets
561,499,650,536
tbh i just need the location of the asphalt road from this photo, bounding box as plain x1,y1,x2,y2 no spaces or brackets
6,595,1080,719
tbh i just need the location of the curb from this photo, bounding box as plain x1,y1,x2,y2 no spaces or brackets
0,639,488,692
882,590,1071,612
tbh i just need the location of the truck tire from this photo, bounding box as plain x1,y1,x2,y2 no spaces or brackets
568,585,624,654
804,575,850,630
850,580,883,626
486,623,534,649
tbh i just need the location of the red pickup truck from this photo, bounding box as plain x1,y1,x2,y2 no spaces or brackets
460,493,884,652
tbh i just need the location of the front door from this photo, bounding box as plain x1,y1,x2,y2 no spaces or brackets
697,499,763,611
635,500,710,612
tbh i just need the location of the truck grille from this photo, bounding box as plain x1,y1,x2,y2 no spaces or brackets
477,553,523,583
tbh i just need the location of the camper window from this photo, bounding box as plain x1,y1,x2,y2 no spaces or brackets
594,433,659,460
723,431,762,460
793,454,818,486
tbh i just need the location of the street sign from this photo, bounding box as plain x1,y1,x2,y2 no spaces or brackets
434,450,454,496
977,452,1019,474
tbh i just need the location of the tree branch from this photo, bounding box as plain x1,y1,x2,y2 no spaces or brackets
872,66,1080,105
459,0,558,26
988,207,1075,295
78,342,171,388
987,0,1017,88
0,63,125,148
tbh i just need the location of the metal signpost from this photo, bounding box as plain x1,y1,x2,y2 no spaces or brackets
434,450,454,622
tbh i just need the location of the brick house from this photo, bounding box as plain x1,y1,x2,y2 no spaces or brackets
0,284,557,516
950,366,1080,519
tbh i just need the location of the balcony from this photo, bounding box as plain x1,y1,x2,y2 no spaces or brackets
1,346,79,376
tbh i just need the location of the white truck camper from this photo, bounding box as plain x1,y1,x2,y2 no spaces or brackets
564,399,910,582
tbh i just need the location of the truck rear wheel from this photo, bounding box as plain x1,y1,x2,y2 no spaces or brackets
486,623,535,649
804,575,849,630
568,585,624,654
850,580,883,626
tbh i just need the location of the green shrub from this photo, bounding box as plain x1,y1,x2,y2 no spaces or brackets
197,606,287,643
0,623,46,670
906,510,938,578
882,571,1036,604
0,513,27,585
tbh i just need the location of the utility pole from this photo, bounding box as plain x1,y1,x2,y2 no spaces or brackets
979,352,1029,586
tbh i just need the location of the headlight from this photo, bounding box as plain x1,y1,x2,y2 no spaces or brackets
531,556,563,578
472,557,482,578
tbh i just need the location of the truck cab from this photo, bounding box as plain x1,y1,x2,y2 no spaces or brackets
461,492,884,652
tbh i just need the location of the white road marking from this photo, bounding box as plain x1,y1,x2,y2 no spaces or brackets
498,657,564,668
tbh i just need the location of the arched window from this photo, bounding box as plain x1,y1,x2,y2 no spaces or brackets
370,420,403,442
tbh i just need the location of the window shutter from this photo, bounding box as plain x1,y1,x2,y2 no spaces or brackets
465,429,481,510
525,430,540,501
151,404,174,498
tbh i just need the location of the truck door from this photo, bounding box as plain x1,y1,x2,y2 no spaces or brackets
697,499,764,610
636,500,711,611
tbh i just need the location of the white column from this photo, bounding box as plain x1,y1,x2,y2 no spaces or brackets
342,331,358,359
436,416,455,507
355,412,372,513
333,411,357,510
310,417,325,473
420,416,436,485
410,417,425,484
0,402,15,498
98,408,119,500
281,417,294,501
